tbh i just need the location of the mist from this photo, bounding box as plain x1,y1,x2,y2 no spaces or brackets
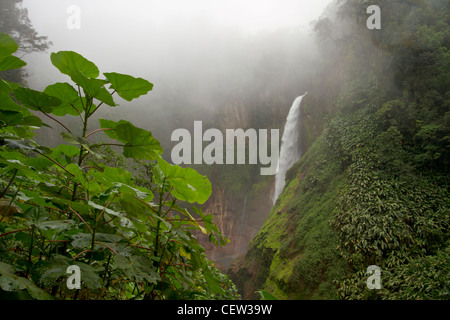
16,0,337,268
22,0,332,87
21,0,333,146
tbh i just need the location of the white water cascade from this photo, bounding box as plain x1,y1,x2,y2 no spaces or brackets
272,93,307,205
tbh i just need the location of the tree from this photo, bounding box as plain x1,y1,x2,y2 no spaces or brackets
0,0,52,85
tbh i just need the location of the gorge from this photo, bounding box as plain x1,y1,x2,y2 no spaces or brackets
2,0,447,302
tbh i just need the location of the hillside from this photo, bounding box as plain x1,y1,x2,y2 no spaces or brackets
229,0,450,300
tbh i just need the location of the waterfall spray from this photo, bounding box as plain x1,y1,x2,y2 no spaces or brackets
273,92,307,205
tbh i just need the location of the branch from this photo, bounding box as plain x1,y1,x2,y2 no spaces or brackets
70,103,84,124
166,218,203,222
81,165,103,172
24,202,70,215
96,195,116,222
35,150,75,177
128,244,156,252
73,249,93,260
162,187,173,208
132,195,156,224
69,206,93,234
0,228,30,238
90,90,116,117
0,169,18,199
95,143,125,148
94,241,117,255
38,108,72,133
97,216,117,228
86,128,114,138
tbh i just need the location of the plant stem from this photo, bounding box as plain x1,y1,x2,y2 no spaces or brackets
88,226,96,265
0,168,18,199
35,151,74,177
86,128,114,138
38,108,72,133
102,254,112,285
69,94,90,217
0,228,30,238
90,90,116,117
153,178,166,264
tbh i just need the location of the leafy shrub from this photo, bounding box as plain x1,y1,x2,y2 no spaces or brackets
327,104,449,300
0,33,239,300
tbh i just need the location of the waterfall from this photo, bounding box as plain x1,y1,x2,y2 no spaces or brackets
272,93,307,205
238,192,249,239
241,192,249,227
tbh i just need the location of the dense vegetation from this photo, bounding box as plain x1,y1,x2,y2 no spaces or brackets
0,33,239,300
0,0,448,301
231,0,449,300
327,0,450,299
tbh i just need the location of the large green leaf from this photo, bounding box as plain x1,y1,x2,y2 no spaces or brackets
115,255,160,284
13,87,61,113
0,91,27,112
55,144,80,158
104,72,153,101
0,110,42,128
0,79,12,93
88,200,125,219
99,119,162,160
61,132,97,156
75,76,108,99
93,86,116,106
50,51,113,100
0,55,26,72
32,255,101,290
49,197,92,216
50,51,99,79
156,155,211,204
201,262,225,295
0,262,54,300
43,82,81,116
0,33,18,57
33,219,77,232
71,233,123,250
88,164,133,187
65,163,88,188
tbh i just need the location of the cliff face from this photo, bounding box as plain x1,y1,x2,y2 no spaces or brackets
194,172,275,271
227,93,348,299
188,95,293,271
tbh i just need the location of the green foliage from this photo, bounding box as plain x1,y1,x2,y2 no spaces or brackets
0,33,238,300
235,0,449,301
326,104,449,300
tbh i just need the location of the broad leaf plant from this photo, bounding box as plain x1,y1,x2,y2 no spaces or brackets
0,33,238,300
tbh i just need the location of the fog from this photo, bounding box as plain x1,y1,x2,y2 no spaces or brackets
22,1,331,89
19,0,334,149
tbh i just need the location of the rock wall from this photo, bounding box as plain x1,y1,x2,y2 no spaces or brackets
195,175,274,271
